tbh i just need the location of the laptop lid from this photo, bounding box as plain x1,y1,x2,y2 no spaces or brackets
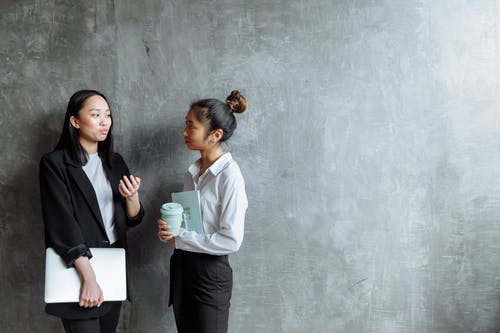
44,247,127,303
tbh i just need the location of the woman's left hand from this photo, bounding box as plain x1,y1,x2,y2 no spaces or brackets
119,175,141,199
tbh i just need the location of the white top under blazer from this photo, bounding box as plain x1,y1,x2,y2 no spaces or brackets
175,152,248,255
82,153,117,244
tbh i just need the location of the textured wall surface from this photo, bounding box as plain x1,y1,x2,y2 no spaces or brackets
1,1,500,332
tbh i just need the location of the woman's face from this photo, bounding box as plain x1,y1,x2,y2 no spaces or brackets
70,95,112,146
183,110,210,151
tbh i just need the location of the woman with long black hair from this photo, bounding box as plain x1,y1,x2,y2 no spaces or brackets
40,90,144,332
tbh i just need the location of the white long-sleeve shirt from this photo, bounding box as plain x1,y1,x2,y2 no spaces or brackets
175,152,248,255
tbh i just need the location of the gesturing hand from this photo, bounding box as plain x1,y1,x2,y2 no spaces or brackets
119,175,141,199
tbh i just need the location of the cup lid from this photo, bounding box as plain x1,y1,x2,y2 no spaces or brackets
161,202,184,216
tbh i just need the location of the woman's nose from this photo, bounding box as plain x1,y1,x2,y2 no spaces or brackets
100,117,110,126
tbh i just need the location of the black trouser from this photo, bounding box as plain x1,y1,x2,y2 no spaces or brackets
170,249,233,333
61,302,121,333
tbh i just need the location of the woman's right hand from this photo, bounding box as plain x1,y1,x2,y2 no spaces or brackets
79,278,104,308
157,218,174,242
74,256,103,308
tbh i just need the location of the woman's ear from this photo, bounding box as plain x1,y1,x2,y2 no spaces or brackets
211,129,223,143
69,116,80,129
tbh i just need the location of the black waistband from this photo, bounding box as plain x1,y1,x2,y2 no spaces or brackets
174,249,228,259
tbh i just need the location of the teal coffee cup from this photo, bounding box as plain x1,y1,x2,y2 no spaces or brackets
160,202,184,236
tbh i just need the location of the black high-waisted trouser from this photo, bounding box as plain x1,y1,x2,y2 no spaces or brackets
169,249,233,333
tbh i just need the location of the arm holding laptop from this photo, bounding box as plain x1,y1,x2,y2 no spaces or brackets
73,256,104,308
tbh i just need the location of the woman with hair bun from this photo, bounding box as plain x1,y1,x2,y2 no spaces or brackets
157,90,248,333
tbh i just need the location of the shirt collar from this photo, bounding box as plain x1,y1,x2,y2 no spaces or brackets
188,152,233,177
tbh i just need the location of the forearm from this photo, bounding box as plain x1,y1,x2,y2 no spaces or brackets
73,254,103,307
175,228,242,255
73,256,96,282
125,193,141,218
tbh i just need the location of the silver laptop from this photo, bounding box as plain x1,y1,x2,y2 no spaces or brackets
44,247,127,303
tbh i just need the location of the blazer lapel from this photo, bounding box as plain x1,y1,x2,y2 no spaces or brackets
64,151,107,236
102,161,121,203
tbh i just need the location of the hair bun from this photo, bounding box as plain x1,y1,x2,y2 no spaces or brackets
226,90,247,114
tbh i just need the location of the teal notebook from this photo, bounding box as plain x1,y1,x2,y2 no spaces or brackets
172,190,204,234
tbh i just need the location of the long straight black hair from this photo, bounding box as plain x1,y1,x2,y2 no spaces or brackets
54,90,114,167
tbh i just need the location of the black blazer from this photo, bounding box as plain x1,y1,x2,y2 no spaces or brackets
39,149,144,319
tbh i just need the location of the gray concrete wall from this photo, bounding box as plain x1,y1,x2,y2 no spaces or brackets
2,0,500,332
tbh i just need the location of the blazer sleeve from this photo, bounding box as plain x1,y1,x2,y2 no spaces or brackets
39,155,92,267
114,153,145,226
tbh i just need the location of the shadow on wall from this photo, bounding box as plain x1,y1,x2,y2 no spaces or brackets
0,108,63,332
112,124,189,333
117,123,188,244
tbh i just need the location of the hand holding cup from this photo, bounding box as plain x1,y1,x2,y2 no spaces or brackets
158,202,184,241
157,219,174,241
